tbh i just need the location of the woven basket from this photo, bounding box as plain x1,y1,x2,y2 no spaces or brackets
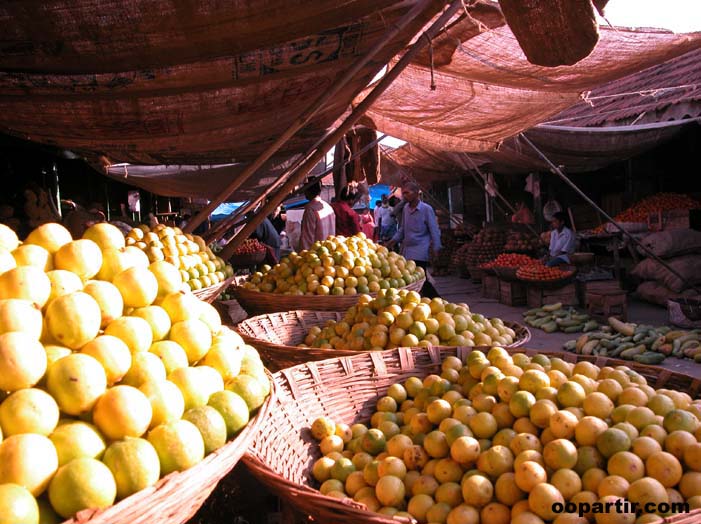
192,276,237,304
493,266,519,281
229,251,266,267
235,310,531,371
243,347,701,524
518,271,576,289
466,265,484,282
64,372,274,524
230,279,425,316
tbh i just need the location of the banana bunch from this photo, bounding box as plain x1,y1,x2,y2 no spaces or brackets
564,316,701,365
522,303,598,334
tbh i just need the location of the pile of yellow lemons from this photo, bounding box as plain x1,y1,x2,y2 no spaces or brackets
242,234,425,296
0,222,268,523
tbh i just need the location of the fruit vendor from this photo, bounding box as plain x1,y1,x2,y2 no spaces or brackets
388,181,442,298
252,216,281,261
545,211,576,267
331,185,361,237
299,181,336,251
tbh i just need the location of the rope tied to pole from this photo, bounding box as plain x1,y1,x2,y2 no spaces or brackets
422,32,437,91
519,132,701,295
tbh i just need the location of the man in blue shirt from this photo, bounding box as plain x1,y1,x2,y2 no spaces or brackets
388,181,442,298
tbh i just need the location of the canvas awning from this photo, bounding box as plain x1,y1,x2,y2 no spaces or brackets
0,0,444,165
381,46,701,180
362,25,701,153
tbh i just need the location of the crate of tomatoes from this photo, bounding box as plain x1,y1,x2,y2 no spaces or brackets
516,262,576,288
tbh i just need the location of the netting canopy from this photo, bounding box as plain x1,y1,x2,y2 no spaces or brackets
0,0,442,165
382,47,701,180
362,25,701,153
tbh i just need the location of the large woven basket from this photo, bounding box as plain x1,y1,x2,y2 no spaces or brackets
493,266,519,281
192,276,237,303
229,251,266,268
235,310,531,371
230,279,425,316
63,373,274,524
242,347,701,524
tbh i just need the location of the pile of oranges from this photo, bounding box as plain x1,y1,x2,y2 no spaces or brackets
308,348,701,523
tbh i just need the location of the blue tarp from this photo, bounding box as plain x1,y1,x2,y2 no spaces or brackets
284,184,394,210
210,201,244,221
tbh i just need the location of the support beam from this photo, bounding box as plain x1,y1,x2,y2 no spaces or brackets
465,156,540,237
203,132,388,243
220,0,464,260
520,133,700,293
183,0,437,234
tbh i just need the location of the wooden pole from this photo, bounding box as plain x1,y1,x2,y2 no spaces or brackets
220,0,464,260
203,132,389,242
183,0,437,234
520,133,701,293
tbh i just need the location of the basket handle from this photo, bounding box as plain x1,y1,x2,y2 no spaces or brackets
369,351,388,377
397,347,415,371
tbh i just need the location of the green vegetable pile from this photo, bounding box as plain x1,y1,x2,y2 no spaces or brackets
563,317,701,365
522,303,598,334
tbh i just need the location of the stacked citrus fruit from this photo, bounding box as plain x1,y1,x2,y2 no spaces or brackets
125,224,234,291
310,348,701,523
241,234,424,296
301,290,516,350
0,222,268,523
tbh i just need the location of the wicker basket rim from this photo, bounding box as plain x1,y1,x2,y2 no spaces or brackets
241,348,701,524
63,370,275,524
236,311,531,355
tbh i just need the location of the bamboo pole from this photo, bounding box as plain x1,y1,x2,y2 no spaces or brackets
520,133,701,293
464,155,541,238
203,133,388,242
183,0,437,234
220,0,464,260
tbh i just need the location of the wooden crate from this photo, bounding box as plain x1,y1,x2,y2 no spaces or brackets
527,283,577,308
499,279,526,306
482,274,499,300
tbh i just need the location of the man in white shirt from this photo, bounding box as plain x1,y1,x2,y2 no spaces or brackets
546,211,576,266
299,181,335,251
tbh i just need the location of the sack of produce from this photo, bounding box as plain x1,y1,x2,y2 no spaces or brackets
636,280,698,306
631,254,701,293
638,228,701,259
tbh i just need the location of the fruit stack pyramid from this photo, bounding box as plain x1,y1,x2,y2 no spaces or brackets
430,231,460,277
309,348,701,523
464,229,507,269
125,224,234,292
0,222,269,523
481,254,537,270
241,234,424,296
516,263,574,282
504,230,540,253
301,289,517,350
591,193,701,234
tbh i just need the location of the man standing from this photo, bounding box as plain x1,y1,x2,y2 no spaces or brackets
299,181,335,251
388,181,442,298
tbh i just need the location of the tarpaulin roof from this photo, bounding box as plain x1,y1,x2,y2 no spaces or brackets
543,48,701,128
3,0,700,202
362,23,701,153
381,45,701,178
0,0,443,165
